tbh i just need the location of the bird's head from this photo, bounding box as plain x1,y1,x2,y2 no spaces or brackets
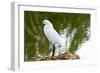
42,20,53,26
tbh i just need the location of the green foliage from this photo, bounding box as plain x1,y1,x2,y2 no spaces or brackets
24,11,90,61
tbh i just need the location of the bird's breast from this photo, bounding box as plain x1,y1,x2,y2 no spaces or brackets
43,25,63,45
43,25,54,40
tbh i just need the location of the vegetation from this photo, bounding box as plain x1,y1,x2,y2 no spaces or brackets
24,11,90,61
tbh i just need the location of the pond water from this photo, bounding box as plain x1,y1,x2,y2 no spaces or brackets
24,11,90,61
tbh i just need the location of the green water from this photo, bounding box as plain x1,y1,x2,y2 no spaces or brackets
24,11,90,61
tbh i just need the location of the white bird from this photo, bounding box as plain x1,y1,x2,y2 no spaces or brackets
42,20,65,57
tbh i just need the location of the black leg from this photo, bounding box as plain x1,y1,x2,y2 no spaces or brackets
52,44,55,57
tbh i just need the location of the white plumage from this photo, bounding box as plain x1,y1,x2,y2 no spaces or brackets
43,20,64,46
42,20,65,56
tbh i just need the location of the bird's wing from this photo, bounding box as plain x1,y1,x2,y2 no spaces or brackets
44,25,63,45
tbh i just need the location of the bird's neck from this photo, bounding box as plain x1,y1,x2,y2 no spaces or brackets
45,24,53,28
46,23,53,28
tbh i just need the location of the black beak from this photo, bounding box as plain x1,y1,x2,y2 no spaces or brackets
37,23,40,25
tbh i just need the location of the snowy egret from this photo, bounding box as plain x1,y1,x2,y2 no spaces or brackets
42,20,65,57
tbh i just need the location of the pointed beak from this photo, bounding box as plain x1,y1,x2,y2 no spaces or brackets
37,23,40,25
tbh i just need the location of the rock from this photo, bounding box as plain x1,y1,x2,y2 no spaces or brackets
39,51,80,61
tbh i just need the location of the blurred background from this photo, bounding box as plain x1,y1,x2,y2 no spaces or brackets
24,11,90,61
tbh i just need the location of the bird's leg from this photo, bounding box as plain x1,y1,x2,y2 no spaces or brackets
52,44,55,57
